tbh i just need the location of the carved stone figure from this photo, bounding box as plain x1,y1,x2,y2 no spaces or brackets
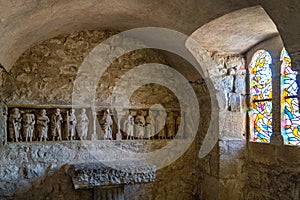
102,109,113,140
145,114,154,140
67,109,77,140
166,111,176,139
51,108,63,141
9,108,22,142
23,113,35,142
157,110,167,140
77,108,89,140
176,115,181,133
124,114,134,140
36,109,50,141
135,110,145,139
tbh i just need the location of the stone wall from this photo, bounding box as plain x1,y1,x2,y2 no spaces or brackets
200,53,247,200
0,30,210,199
0,30,181,108
247,143,300,199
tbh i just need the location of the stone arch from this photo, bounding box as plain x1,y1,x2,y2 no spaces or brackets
186,5,281,141
185,6,283,199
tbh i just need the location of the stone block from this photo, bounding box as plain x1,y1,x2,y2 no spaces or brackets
226,56,245,69
219,179,245,200
208,68,227,77
228,139,246,157
229,93,241,112
216,92,228,110
277,145,300,164
202,175,219,200
219,111,246,138
236,69,246,75
248,142,276,165
235,74,246,94
211,75,234,92
219,157,240,179
219,139,228,155
247,169,261,188
212,54,226,69
246,190,269,200
67,161,156,189
228,68,236,75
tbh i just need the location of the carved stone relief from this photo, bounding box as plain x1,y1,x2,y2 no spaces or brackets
7,106,183,142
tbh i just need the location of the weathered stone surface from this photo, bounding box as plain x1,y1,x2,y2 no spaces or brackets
219,111,245,138
0,138,204,199
229,93,241,112
216,92,228,110
225,56,245,69
211,75,234,92
2,0,300,199
277,145,300,164
0,28,212,200
208,68,227,77
0,103,7,149
219,179,245,199
247,143,276,165
235,74,246,94
2,30,178,108
67,161,156,189
202,175,219,200
247,158,300,200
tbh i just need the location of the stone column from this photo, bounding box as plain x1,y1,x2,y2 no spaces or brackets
115,108,124,141
0,103,7,148
270,60,283,145
91,109,98,140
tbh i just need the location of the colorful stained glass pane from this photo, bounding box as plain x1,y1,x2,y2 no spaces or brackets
281,48,300,145
249,50,273,143
282,98,300,145
249,101,272,142
249,50,273,101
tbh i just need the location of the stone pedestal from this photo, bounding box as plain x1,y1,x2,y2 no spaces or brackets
94,186,124,200
67,161,156,200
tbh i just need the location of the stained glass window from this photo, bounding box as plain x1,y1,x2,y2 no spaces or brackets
249,50,273,143
281,48,300,145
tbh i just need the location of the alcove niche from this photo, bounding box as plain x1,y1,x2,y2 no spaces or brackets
0,29,211,200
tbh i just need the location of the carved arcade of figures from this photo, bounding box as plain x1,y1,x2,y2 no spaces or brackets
7,107,182,142
67,109,77,140
77,108,89,140
51,108,63,141
37,109,50,141
23,113,35,142
9,108,22,142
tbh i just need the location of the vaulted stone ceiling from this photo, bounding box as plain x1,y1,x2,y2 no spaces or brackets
190,6,279,55
0,0,299,71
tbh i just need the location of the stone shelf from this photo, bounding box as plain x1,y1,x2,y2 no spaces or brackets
67,161,156,189
67,161,156,200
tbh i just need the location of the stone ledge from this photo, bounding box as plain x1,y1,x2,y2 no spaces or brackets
67,161,156,189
